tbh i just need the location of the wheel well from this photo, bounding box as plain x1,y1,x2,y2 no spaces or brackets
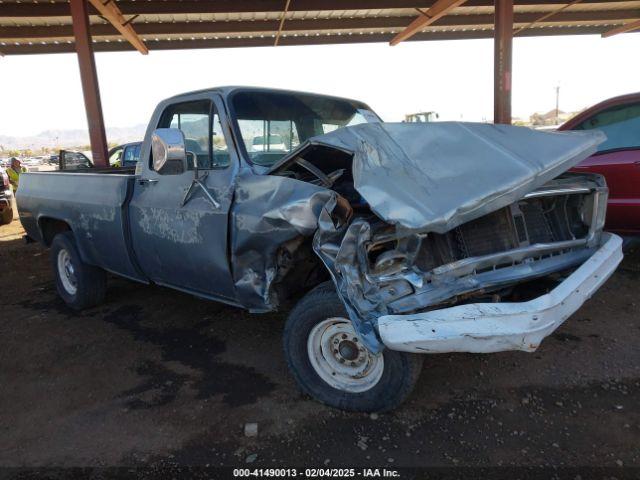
39,217,71,246
272,238,329,305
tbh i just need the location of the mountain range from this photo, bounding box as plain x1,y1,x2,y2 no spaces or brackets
0,124,147,150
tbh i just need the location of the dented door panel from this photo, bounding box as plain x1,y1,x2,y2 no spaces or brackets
129,93,238,300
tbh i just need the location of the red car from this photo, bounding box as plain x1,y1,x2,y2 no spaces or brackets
559,92,640,237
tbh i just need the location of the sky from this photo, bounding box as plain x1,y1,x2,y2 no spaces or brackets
0,33,639,137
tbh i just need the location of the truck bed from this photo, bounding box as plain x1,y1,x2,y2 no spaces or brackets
17,171,145,282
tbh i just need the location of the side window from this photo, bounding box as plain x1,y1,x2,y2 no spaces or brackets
577,102,640,153
156,99,229,170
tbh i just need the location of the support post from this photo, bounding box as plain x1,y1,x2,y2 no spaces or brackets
494,0,513,124
70,0,109,166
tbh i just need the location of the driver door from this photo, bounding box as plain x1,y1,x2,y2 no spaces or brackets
129,94,238,302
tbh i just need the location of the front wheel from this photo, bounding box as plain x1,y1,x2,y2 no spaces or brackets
283,282,423,412
50,231,107,310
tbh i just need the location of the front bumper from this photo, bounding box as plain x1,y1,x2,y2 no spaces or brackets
377,233,623,354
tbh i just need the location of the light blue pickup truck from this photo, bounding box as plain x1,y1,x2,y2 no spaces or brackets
18,87,622,411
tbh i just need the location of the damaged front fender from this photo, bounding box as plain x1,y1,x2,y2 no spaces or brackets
231,173,381,350
231,173,339,311
313,210,386,353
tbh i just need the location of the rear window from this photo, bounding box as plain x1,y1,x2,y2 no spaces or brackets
231,90,375,166
575,102,640,153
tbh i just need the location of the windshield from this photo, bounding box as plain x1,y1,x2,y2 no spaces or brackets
232,90,377,166
575,101,640,153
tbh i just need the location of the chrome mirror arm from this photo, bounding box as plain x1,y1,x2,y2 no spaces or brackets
181,170,221,209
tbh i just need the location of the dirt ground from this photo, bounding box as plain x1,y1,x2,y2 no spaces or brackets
1,217,639,469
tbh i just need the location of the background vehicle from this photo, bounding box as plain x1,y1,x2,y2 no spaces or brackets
404,111,439,123
0,169,14,225
16,87,621,412
560,92,640,236
251,134,286,152
109,141,142,167
22,158,43,168
58,150,93,170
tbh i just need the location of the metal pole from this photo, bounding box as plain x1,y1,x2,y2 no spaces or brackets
70,0,109,167
494,0,513,124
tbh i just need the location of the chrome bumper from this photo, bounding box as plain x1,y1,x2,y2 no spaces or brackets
377,233,623,354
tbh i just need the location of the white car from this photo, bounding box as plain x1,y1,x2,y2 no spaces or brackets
251,134,287,152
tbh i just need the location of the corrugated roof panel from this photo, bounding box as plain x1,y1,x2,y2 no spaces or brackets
1,1,638,54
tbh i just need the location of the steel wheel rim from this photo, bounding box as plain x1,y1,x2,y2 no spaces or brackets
307,317,384,393
57,249,77,295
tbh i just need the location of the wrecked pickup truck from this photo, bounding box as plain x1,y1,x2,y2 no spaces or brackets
18,87,623,412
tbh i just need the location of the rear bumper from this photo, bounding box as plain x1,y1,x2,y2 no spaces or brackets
377,233,623,354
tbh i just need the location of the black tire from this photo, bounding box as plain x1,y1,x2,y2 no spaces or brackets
284,281,423,412
50,231,107,310
0,206,13,225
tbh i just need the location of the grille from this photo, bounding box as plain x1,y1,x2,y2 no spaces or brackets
513,214,528,243
456,208,516,257
521,202,554,244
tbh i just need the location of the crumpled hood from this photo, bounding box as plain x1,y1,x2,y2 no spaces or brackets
271,122,605,232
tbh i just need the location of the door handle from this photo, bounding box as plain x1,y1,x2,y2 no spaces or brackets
138,178,159,185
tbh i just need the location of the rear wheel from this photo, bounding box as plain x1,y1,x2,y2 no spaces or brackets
284,282,423,412
50,231,107,310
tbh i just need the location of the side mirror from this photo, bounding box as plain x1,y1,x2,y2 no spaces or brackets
151,128,187,175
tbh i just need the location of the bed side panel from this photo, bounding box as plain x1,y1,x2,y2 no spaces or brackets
17,172,144,281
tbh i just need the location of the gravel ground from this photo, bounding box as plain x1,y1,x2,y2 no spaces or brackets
1,218,639,469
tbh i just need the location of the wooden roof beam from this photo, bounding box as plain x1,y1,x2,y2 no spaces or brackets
602,18,640,37
86,0,148,54
389,0,468,46
274,0,292,46
514,0,583,35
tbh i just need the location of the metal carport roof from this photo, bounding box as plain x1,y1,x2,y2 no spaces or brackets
1,1,639,55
